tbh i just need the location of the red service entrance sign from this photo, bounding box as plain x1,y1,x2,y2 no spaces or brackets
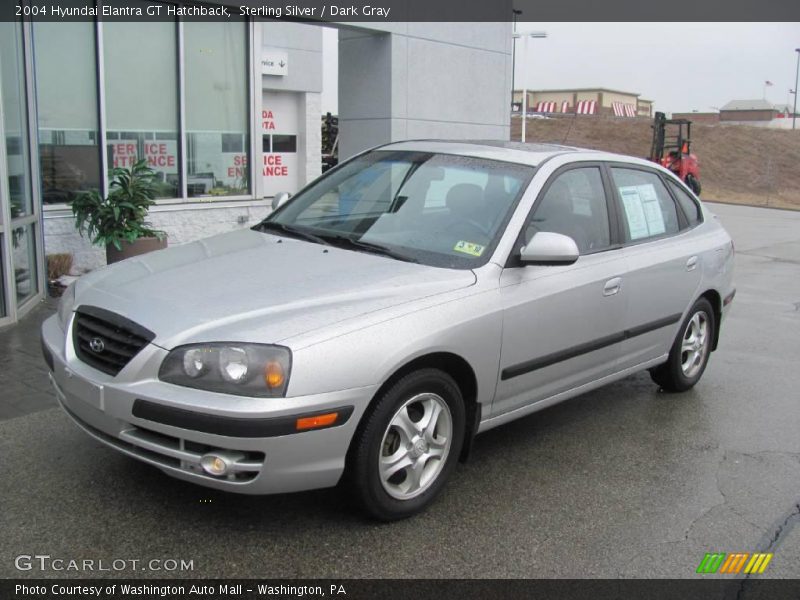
264,153,288,177
110,141,177,171
228,154,247,179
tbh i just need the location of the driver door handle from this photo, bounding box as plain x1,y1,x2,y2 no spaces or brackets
603,277,622,296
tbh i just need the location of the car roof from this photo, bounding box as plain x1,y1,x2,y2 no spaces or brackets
377,139,649,168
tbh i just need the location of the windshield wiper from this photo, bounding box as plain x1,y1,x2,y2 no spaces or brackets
255,221,330,246
321,234,419,263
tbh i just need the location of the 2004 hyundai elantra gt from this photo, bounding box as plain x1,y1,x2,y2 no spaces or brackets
42,141,735,520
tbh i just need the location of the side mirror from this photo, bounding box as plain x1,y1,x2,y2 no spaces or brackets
520,232,579,265
271,191,291,210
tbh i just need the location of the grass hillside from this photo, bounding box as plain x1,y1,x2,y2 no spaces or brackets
511,116,800,210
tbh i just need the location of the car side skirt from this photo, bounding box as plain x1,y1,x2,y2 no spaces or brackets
478,354,669,434
500,313,681,380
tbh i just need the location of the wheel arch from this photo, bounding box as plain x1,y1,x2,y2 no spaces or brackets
347,351,480,467
698,288,722,351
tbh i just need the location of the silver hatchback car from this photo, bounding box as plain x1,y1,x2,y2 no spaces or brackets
42,141,735,520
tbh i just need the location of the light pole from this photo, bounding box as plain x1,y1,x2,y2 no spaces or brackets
793,48,800,130
513,30,548,142
510,9,522,112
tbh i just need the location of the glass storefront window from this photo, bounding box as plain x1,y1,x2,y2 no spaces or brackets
0,20,33,219
184,21,249,197
11,223,38,306
104,4,179,198
34,22,101,205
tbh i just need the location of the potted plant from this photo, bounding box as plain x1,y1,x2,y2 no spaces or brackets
71,159,167,264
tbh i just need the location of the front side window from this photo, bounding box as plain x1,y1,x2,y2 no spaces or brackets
261,151,534,268
525,167,611,254
611,167,680,242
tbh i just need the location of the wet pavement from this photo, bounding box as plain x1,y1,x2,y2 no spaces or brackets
0,202,798,579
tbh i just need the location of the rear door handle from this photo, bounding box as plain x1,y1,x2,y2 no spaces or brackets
603,277,622,296
686,256,698,271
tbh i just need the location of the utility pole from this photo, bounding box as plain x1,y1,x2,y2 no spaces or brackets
793,48,800,130
510,9,521,113
513,31,548,142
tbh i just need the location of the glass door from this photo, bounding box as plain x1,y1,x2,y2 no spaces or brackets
0,18,43,327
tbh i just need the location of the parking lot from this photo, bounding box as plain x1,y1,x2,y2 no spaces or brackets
1,201,798,579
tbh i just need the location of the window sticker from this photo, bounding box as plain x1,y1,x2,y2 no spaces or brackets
453,240,485,257
619,184,665,240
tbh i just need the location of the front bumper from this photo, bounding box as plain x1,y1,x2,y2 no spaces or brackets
42,314,376,495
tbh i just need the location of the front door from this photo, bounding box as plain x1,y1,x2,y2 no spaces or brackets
494,165,628,417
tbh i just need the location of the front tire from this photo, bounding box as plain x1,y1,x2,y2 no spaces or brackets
348,368,465,521
649,298,715,392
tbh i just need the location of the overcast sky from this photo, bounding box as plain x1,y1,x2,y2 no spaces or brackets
321,22,800,115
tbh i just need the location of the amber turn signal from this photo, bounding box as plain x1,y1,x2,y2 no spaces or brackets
264,360,285,389
296,412,339,431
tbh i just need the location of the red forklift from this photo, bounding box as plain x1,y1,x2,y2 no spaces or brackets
649,111,701,196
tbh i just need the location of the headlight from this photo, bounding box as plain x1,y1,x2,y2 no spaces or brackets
159,343,291,397
57,283,76,330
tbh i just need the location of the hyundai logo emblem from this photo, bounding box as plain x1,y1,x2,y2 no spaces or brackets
89,337,105,353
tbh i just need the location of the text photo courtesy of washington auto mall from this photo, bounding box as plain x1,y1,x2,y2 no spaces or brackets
1,1,800,599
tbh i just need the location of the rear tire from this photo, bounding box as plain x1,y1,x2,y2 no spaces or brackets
649,298,715,392
685,173,701,196
347,368,465,521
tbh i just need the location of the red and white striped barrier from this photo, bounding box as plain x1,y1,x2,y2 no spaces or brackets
561,101,570,113
575,100,597,115
533,101,557,113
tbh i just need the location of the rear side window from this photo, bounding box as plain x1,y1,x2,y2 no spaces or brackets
667,180,702,226
610,168,680,242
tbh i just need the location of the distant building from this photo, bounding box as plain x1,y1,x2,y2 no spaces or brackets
670,112,720,124
719,99,779,123
512,88,653,118
717,99,796,128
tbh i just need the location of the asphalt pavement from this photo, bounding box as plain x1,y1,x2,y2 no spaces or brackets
1,202,798,579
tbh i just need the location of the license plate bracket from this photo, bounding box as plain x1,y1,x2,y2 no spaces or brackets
60,366,105,411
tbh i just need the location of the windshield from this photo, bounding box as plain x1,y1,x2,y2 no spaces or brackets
259,150,534,268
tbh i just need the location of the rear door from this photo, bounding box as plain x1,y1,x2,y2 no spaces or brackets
606,164,704,368
494,163,628,417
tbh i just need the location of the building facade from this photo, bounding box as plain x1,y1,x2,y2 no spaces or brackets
719,99,779,123
717,99,798,128
512,88,653,118
0,16,511,327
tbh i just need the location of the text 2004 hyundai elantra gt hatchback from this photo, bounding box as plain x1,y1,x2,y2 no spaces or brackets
42,141,735,520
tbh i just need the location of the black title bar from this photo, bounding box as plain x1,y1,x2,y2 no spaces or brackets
5,0,800,22
5,579,800,600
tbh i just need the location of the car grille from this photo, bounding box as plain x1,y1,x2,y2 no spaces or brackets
72,306,155,376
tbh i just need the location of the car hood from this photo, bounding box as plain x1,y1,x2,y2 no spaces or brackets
73,229,476,348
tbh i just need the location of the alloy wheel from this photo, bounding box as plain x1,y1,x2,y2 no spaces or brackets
378,393,453,500
680,311,709,378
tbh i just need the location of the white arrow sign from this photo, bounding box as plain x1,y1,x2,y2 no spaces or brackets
262,50,288,76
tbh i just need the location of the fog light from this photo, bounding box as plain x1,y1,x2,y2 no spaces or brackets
200,453,231,476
